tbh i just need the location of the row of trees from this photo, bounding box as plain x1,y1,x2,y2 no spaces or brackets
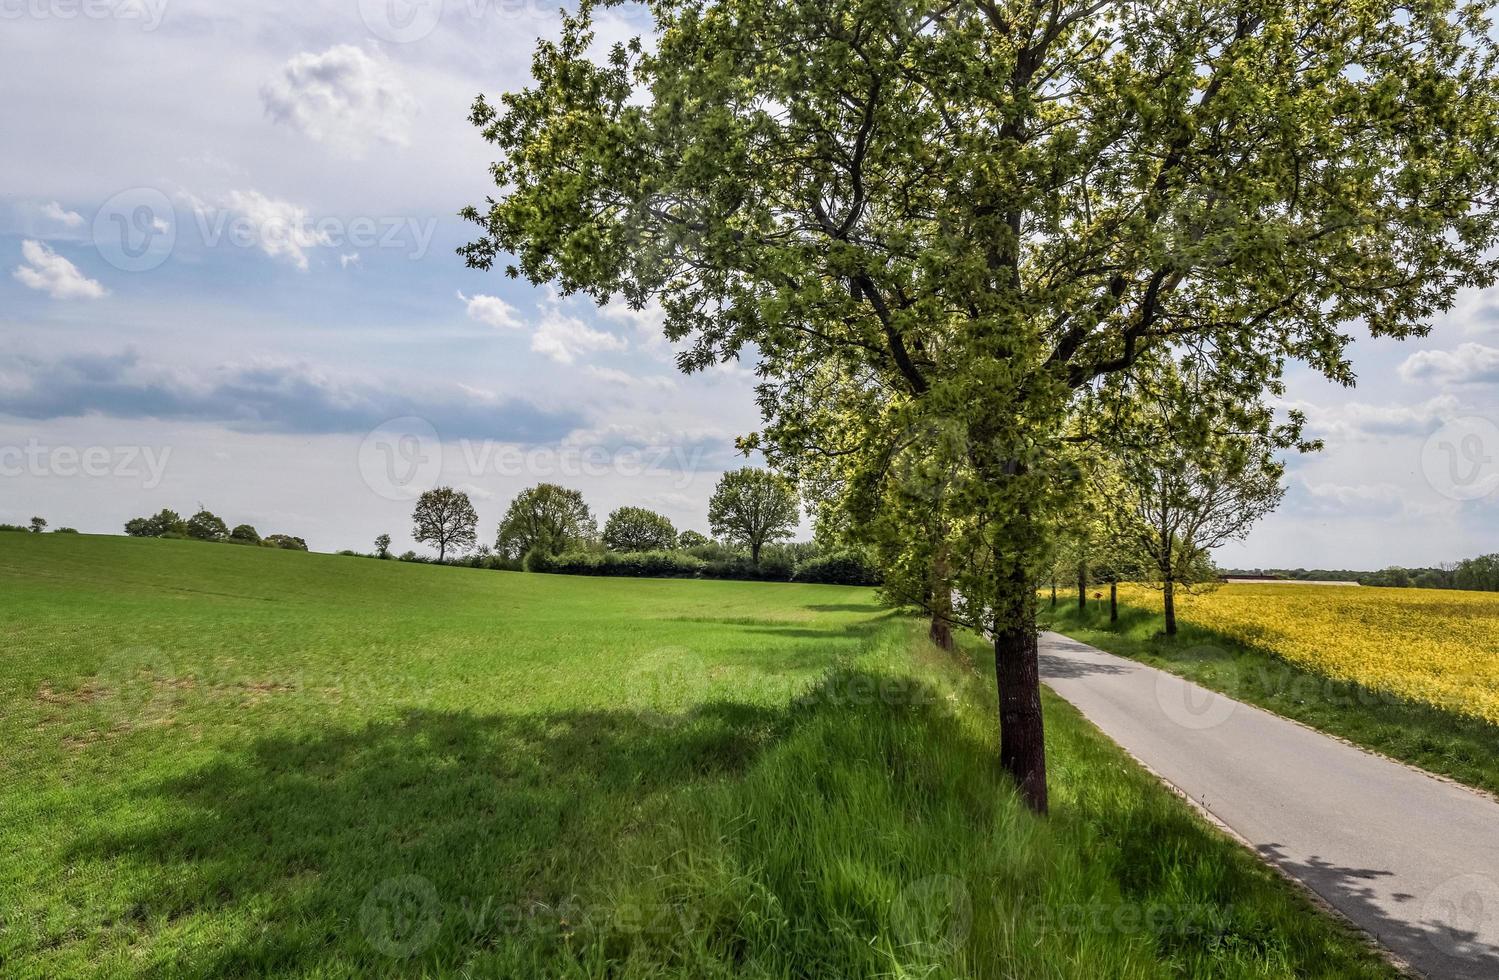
406,467,806,569
123,508,308,550
466,0,1499,813
1,517,77,534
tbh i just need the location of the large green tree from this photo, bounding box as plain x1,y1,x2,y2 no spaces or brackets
706,467,800,564
496,483,598,559
602,505,678,551
463,0,1499,811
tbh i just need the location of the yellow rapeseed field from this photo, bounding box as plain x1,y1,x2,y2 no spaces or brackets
1116,583,1499,724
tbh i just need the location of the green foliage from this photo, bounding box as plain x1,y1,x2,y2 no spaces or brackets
602,506,678,552
0,523,29,532
125,509,186,538
373,532,391,559
228,524,261,546
51,527,79,534
411,487,479,562
533,548,707,578
261,534,308,551
676,529,710,549
794,549,882,586
707,468,800,564
186,509,229,542
496,483,597,559
28,516,46,534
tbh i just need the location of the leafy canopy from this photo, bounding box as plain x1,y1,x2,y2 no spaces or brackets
602,505,678,551
707,468,800,563
496,483,598,559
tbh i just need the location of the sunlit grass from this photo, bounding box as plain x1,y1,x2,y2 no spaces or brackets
1,535,1391,977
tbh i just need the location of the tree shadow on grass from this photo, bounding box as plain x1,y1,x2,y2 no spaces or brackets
60,699,790,976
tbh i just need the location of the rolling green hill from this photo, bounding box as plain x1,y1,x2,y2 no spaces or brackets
0,534,1391,978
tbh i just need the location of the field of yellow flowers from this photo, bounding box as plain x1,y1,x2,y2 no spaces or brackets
1117,583,1499,725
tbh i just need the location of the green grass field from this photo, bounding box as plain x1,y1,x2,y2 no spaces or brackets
1,535,1394,978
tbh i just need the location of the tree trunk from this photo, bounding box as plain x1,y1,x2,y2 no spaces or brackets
439,541,446,563
1109,579,1118,623
1163,575,1177,636
751,540,761,565
993,606,1048,814
929,548,956,651
1049,578,1056,608
1076,560,1087,612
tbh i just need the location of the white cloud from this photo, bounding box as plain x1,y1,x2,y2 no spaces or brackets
340,252,360,269
193,190,333,271
40,201,84,228
260,45,416,157
1398,343,1499,387
584,365,677,390
1295,479,1457,520
459,291,523,330
1285,394,1460,443
532,299,628,364
12,240,107,300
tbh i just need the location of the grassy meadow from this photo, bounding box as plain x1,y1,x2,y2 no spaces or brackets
1,534,1394,978
1045,583,1499,796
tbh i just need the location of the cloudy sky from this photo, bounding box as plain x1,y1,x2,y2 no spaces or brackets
4,0,1499,568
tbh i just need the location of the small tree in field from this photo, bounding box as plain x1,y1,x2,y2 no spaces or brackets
602,506,677,552
230,524,261,545
29,516,46,534
412,487,479,562
676,529,710,550
707,468,799,565
1101,365,1296,635
495,483,597,560
374,533,392,559
186,509,228,541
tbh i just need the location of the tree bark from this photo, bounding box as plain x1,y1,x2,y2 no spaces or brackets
1049,578,1057,607
1109,579,1118,623
993,605,1048,814
929,548,956,651
1163,575,1178,636
751,540,761,565
1076,560,1087,612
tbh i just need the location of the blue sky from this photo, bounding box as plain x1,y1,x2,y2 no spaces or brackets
4,0,1499,567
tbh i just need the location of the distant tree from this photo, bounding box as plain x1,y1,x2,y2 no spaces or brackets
676,529,710,550
229,524,261,545
125,509,186,537
374,533,392,559
186,509,229,541
29,516,46,534
495,483,597,560
51,526,79,534
412,487,479,562
262,534,309,551
708,468,799,565
1104,366,1292,636
602,506,677,552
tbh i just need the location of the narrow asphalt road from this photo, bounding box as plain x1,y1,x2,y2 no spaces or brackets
1038,631,1499,980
